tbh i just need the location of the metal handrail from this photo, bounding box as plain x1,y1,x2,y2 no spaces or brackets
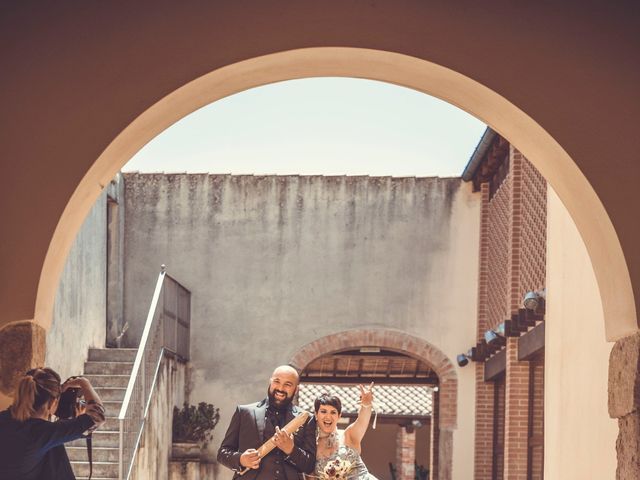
122,347,167,479
118,267,167,480
116,266,191,479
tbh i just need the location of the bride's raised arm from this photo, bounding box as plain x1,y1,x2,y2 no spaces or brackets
344,382,374,451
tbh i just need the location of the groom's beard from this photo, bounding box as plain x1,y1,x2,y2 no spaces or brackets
268,387,294,409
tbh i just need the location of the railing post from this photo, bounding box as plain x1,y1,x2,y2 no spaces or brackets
119,418,124,480
141,361,145,412
118,267,166,480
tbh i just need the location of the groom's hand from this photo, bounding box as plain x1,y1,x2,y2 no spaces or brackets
240,449,261,469
273,426,294,455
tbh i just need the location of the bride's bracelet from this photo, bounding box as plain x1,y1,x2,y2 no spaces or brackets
360,403,372,409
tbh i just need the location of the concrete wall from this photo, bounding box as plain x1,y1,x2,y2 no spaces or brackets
46,190,107,379
106,174,126,346
122,173,480,480
132,354,188,480
545,187,618,479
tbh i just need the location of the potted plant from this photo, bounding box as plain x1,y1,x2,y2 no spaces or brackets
172,402,220,459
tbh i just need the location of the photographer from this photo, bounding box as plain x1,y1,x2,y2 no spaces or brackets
0,367,105,480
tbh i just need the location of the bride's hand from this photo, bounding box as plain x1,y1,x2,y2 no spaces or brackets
359,382,374,407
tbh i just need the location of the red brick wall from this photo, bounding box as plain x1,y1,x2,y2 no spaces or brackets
503,338,530,480
511,148,547,309
430,389,440,479
494,378,506,480
486,173,511,329
474,183,496,480
473,143,547,480
504,149,546,478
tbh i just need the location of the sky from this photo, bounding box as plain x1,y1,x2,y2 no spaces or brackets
123,77,487,177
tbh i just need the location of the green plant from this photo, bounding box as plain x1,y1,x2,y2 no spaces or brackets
172,402,220,444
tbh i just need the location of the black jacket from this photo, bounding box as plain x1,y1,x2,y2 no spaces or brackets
217,399,316,479
0,409,94,480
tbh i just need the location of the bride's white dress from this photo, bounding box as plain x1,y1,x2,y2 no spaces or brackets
313,432,379,480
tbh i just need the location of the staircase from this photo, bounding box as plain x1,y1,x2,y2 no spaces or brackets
67,347,137,480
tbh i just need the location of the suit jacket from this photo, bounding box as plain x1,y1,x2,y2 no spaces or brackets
217,399,316,479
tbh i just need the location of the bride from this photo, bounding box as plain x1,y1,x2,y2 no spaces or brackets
311,384,379,480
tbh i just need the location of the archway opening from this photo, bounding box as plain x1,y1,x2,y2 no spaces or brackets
290,329,459,480
298,347,437,480
35,47,634,342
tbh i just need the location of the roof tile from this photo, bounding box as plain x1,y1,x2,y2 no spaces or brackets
298,384,433,417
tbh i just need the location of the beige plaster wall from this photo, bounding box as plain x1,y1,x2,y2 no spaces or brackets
545,187,617,479
122,174,479,480
45,190,107,379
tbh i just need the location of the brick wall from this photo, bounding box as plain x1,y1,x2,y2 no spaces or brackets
472,141,547,480
504,149,546,478
503,338,530,480
511,148,547,308
430,389,440,479
494,378,506,480
474,183,496,480
486,174,511,329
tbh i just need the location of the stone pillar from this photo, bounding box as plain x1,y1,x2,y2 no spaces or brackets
396,425,416,480
503,337,529,480
437,428,454,480
0,320,47,409
609,332,640,479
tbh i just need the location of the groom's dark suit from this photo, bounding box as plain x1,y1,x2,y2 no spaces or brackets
217,398,316,479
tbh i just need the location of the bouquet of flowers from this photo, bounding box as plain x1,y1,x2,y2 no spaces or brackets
319,457,353,479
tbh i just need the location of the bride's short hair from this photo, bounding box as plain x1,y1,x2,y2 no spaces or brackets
314,393,342,414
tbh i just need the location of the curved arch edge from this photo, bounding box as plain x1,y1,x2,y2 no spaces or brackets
34,47,636,341
289,327,458,430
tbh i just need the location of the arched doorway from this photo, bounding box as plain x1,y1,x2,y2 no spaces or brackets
2,5,638,476
290,329,457,480
29,47,634,342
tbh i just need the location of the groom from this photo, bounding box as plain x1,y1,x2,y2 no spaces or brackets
217,365,316,479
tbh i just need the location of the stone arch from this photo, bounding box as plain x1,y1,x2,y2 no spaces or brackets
30,47,634,343
289,328,457,479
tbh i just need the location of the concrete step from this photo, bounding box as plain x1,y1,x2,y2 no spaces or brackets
68,430,119,448
103,417,120,431
71,460,118,478
88,348,137,362
71,347,142,478
67,446,119,463
84,374,130,388
103,401,123,417
84,361,133,375
95,387,127,402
